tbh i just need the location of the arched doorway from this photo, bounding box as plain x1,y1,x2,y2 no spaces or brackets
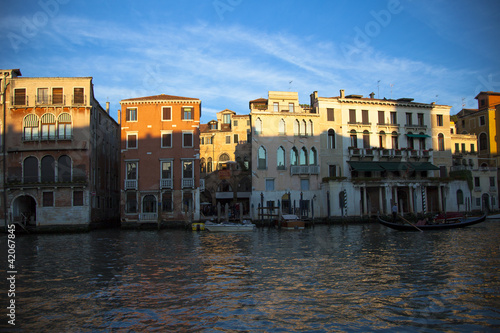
12,195,37,225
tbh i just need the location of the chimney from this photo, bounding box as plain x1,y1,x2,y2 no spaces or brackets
106,102,110,113
340,89,345,98
369,92,375,99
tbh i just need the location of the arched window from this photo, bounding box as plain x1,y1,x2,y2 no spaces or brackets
41,113,56,140
258,146,267,169
290,147,298,166
299,147,308,165
328,129,335,149
350,130,358,148
200,158,206,173
23,156,38,183
207,157,213,173
142,195,157,213
294,120,300,136
479,133,488,151
308,120,313,136
219,153,230,162
57,113,72,139
379,131,386,148
243,156,249,170
218,180,232,192
277,146,286,170
23,114,39,141
407,132,414,149
363,130,370,149
41,155,55,182
438,133,445,151
391,131,399,149
302,120,307,136
58,155,72,182
457,189,464,205
309,147,317,165
254,118,262,135
279,119,286,135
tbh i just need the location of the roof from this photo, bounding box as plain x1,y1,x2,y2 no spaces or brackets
250,98,268,104
121,94,199,102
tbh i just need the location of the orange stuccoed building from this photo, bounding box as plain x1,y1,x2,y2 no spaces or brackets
119,94,202,227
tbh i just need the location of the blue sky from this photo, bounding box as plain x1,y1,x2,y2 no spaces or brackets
1,0,499,122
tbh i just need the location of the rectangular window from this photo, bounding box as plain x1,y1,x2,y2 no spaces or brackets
52,88,63,104
475,177,480,187
378,111,385,124
127,134,137,149
455,143,460,153
14,88,26,105
233,120,238,127
265,179,275,191
161,132,172,148
37,88,48,104
439,166,447,178
58,123,72,139
461,143,466,153
349,109,356,123
300,179,310,191
43,192,54,207
126,108,137,122
362,110,369,124
226,135,231,144
417,113,424,126
183,132,193,148
162,161,172,179
234,134,239,144
390,112,397,125
476,197,481,206
183,161,193,179
73,88,84,104
73,191,84,206
289,103,294,113
479,116,486,126
223,114,231,124
406,113,412,126
162,107,171,121
327,108,334,121
490,177,495,187
182,107,193,120
162,192,173,212
273,102,279,112
329,165,337,177
126,191,137,213
437,115,443,126
471,144,475,153
126,162,137,180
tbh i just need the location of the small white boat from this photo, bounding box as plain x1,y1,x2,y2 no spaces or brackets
204,220,255,232
487,213,500,219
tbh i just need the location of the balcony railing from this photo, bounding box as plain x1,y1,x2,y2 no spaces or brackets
125,179,137,190
140,213,157,221
160,178,172,189
290,165,319,175
182,178,194,188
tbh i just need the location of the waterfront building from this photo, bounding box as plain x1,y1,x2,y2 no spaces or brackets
199,109,252,217
249,91,321,220
311,89,470,218
0,69,120,230
119,94,201,226
454,91,500,211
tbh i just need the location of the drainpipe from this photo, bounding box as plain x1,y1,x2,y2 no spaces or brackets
2,72,9,232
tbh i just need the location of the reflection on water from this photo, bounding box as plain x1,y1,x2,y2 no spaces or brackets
1,221,499,332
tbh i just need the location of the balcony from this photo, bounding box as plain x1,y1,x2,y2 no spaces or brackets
160,178,173,189
290,165,319,175
362,148,374,158
348,147,361,157
182,178,194,188
490,187,497,193
125,179,137,190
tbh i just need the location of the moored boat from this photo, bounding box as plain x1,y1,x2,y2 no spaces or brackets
276,214,305,230
378,214,487,231
204,220,255,232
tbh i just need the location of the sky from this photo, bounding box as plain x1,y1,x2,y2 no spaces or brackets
1,0,499,123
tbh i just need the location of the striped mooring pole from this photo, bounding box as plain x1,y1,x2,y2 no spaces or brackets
421,187,426,214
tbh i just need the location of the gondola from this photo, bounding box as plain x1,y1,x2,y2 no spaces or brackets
378,214,487,231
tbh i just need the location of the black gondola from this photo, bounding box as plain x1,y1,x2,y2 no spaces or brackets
378,214,487,231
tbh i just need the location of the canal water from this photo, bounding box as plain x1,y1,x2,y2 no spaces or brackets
1,220,499,332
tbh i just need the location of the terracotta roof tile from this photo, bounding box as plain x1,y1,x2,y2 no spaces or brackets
121,94,199,102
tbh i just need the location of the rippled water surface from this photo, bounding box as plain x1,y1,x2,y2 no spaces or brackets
1,221,500,332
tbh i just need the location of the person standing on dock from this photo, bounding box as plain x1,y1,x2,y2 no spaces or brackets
392,203,398,222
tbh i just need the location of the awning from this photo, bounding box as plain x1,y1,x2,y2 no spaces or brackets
406,134,431,138
378,162,407,171
348,161,384,171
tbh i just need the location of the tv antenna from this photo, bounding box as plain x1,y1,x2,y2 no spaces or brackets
377,80,380,98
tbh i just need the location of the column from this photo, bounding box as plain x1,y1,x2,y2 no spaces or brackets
438,186,443,212
363,186,368,215
379,186,384,214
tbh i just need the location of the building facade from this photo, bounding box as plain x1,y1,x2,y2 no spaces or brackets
199,109,252,217
312,89,470,218
1,69,120,230
249,91,321,220
119,94,201,226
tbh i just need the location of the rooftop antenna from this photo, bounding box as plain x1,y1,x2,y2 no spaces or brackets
289,80,293,91
462,97,466,108
436,95,439,103
390,84,394,99
377,80,380,98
